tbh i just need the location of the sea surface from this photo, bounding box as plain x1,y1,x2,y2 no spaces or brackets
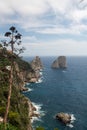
23,56,87,130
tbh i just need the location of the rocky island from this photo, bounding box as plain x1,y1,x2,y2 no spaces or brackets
51,56,67,69
56,112,71,124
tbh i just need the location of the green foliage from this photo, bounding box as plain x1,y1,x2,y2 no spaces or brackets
36,127,45,130
0,46,32,130
0,57,10,69
54,128,59,130
0,43,2,47
15,55,32,71
0,123,19,130
0,107,6,116
8,111,20,127
36,127,59,130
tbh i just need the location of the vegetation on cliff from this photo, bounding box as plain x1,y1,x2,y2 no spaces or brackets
0,26,36,130
0,44,32,130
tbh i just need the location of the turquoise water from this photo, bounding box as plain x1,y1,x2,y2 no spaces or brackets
23,57,87,130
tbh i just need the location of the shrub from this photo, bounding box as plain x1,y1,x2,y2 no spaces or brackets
36,127,45,130
0,106,6,116
0,123,19,130
8,111,20,127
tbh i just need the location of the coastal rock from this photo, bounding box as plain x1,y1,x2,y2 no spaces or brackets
29,78,38,83
28,100,40,119
21,87,28,91
51,56,67,69
56,112,71,124
26,71,40,83
31,56,43,71
13,61,41,89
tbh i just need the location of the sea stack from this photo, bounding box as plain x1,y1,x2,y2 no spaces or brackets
51,56,67,69
27,56,43,83
31,56,43,71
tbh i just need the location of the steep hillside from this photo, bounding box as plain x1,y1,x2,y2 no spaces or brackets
0,48,34,130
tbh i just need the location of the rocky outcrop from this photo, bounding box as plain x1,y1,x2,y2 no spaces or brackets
51,56,67,69
21,87,28,91
31,56,43,71
56,112,71,124
26,70,40,83
13,60,41,90
28,100,40,119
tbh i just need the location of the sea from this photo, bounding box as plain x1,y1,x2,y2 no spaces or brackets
23,56,87,130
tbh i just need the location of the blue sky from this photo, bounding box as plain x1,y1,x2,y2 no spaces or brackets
0,0,87,56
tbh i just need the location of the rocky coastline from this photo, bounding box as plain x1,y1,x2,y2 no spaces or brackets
0,45,43,129
27,99,39,130
21,56,43,130
14,56,43,91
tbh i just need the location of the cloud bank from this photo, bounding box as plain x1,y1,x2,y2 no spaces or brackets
0,0,87,56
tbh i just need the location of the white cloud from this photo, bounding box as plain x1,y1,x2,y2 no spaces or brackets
22,39,87,56
36,23,87,35
0,0,87,26
1,0,87,56
23,36,37,42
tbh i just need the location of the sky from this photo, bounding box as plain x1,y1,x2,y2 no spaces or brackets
0,0,87,56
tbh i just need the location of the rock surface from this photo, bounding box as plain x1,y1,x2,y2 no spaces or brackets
28,100,40,119
31,56,43,71
56,112,71,124
21,87,28,91
13,57,43,90
51,56,67,69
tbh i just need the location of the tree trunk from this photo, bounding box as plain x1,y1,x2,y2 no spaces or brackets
3,65,13,127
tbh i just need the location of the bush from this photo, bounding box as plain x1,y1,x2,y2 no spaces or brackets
0,106,6,116
36,127,45,130
0,123,19,130
8,111,20,127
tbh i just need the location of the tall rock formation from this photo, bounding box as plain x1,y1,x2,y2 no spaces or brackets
26,56,43,83
31,56,43,71
51,56,67,69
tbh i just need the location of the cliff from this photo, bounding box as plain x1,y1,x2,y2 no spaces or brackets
51,56,67,69
0,49,42,130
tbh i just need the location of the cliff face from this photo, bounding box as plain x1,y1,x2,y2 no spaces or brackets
13,56,43,87
51,56,67,69
28,56,43,83
0,50,38,130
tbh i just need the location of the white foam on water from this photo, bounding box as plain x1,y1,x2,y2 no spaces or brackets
62,70,66,73
31,102,45,123
31,117,42,123
71,114,76,121
32,102,43,113
67,114,76,128
28,88,33,92
67,124,74,128
40,69,43,72
23,88,33,93
40,71,43,76
25,83,30,85
36,78,43,83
